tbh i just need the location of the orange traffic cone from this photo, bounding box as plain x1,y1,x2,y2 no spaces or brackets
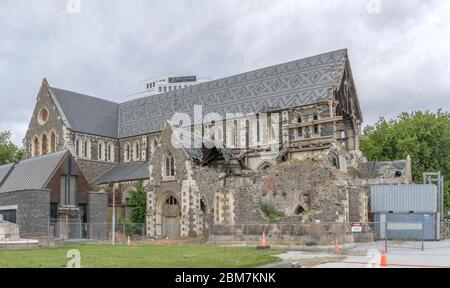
334,239,341,254
380,252,388,267
257,232,271,250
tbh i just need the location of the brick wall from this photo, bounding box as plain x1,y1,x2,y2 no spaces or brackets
0,190,50,237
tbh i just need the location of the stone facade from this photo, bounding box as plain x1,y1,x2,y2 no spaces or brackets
18,51,413,243
0,190,50,237
147,123,187,237
23,83,66,159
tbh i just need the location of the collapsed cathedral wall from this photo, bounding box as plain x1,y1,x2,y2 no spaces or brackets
192,159,369,226
241,160,355,223
348,185,370,223
204,160,371,245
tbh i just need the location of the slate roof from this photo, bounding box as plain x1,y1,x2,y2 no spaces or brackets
51,87,120,138
95,162,149,185
0,163,14,187
118,49,348,138
0,150,67,193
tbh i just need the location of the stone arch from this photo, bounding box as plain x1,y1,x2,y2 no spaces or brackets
156,193,181,239
200,196,208,214
294,205,305,215
256,161,274,171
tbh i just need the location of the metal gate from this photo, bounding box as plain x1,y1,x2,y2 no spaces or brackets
374,213,438,241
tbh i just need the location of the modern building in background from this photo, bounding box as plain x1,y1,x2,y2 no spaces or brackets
127,74,211,100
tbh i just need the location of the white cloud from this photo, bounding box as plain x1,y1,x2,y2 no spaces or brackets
0,0,449,145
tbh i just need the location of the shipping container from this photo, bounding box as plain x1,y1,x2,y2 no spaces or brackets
371,184,437,213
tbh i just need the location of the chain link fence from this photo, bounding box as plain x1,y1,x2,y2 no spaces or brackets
209,219,449,254
2,219,449,250
49,219,146,244
209,222,379,249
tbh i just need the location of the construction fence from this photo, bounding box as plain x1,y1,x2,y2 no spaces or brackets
2,219,449,250
209,219,450,252
49,219,146,243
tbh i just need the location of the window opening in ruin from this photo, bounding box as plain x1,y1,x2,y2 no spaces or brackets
200,198,207,213
295,206,305,215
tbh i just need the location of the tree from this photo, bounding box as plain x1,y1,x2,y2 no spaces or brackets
0,131,23,165
128,181,147,224
360,110,450,211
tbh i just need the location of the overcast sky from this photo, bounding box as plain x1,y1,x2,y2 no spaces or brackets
1,0,449,145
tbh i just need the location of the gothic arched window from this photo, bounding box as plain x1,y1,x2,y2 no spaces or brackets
98,141,105,161
41,134,48,155
165,152,175,177
75,138,83,157
83,139,91,159
33,137,39,157
245,120,250,148
107,143,113,162
124,143,131,162
50,131,57,153
134,142,140,161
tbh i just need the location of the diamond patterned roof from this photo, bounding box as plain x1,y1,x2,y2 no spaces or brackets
118,49,348,138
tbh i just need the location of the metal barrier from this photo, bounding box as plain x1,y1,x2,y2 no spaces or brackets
209,222,380,248
209,220,448,254
49,220,146,243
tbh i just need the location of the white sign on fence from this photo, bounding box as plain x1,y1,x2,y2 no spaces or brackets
351,223,362,233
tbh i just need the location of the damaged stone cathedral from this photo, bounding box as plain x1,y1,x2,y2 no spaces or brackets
11,49,411,239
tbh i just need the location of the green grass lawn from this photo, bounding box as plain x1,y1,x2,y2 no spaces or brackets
0,244,283,268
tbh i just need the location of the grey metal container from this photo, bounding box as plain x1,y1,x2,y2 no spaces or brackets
371,184,438,213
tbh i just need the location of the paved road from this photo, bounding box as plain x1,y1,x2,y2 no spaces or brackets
264,240,450,268
316,240,450,268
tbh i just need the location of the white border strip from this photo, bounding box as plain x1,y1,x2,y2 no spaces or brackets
0,205,18,211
